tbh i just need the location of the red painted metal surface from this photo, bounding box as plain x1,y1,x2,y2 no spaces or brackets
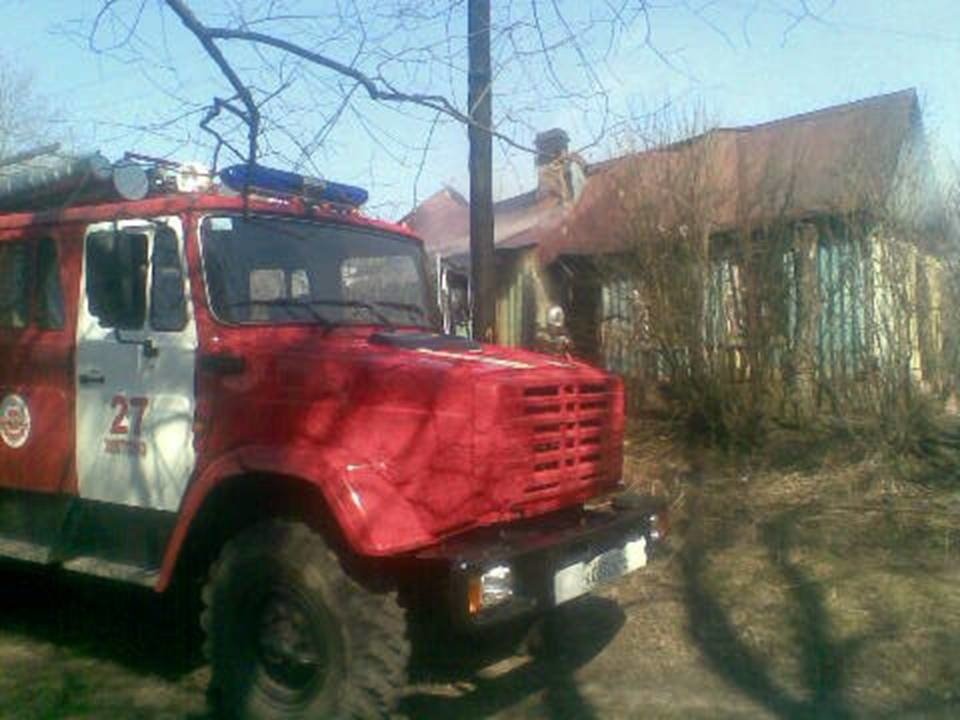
0,191,624,592
0,193,418,241
168,318,624,571
0,226,81,495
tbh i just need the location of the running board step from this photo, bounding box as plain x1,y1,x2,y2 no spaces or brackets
60,556,159,588
0,537,54,564
0,537,159,588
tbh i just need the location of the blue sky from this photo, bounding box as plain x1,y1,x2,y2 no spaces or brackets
0,1,957,219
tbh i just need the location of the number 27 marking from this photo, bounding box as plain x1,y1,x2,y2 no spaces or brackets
110,395,149,436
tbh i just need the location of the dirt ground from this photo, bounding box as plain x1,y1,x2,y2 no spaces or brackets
2,428,960,719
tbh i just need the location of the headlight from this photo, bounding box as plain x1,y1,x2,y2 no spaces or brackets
467,564,514,615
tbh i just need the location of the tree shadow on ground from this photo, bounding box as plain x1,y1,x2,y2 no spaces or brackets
678,470,960,720
680,478,865,720
0,559,209,718
401,595,625,719
0,558,625,720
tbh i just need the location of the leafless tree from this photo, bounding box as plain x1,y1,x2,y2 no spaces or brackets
84,0,832,340
598,99,956,450
0,56,55,161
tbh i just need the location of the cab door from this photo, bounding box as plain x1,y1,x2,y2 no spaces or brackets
0,236,71,493
75,217,197,512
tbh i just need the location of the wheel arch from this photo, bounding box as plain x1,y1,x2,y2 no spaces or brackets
158,469,340,593
156,445,434,592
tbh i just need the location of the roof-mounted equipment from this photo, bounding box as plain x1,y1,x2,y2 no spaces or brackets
0,145,155,212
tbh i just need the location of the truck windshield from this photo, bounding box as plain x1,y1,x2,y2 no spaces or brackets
201,215,430,327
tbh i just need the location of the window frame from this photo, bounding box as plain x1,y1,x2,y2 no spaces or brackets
197,213,432,329
0,236,66,333
84,228,150,332
0,239,33,331
80,216,190,340
33,236,65,331
148,224,189,332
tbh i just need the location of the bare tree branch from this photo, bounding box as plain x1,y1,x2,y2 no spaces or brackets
81,0,833,210
165,0,260,174
412,110,442,210
196,17,533,152
89,0,148,52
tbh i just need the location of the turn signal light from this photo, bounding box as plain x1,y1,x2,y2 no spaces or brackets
649,510,670,541
467,565,514,615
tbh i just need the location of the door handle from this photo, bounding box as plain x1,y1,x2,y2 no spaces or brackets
199,352,246,375
142,337,159,359
79,370,105,385
115,330,159,358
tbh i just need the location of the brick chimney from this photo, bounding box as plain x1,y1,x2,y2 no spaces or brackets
536,128,569,166
535,128,584,203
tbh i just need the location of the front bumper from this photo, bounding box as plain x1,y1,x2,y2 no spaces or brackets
414,493,667,627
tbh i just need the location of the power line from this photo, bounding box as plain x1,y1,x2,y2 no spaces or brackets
830,19,960,46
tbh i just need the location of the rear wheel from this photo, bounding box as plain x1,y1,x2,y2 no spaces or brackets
202,520,409,719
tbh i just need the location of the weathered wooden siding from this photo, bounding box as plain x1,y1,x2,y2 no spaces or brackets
494,247,553,347
600,278,643,375
596,225,945,394
816,236,868,379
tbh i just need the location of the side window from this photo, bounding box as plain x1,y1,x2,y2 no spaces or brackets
86,230,148,330
35,238,64,330
150,227,187,331
0,242,30,329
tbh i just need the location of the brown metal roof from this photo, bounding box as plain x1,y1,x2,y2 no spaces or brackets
401,186,469,256
405,184,565,256
406,89,927,262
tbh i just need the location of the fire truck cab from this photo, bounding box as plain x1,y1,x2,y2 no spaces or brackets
0,156,666,719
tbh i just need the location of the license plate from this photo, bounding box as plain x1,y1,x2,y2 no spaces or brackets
553,537,647,605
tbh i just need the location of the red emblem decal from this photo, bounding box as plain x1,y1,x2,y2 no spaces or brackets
0,394,31,449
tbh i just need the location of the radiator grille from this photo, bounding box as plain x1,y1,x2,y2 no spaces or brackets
519,381,614,497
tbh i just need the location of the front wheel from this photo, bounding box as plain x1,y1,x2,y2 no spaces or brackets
202,520,410,719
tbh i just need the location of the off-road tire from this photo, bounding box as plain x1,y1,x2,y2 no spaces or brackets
201,520,409,719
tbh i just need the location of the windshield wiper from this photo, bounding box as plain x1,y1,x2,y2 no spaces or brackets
225,297,413,330
225,298,334,326
370,300,428,324
307,298,395,328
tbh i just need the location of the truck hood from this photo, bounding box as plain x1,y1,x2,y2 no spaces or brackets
365,329,589,375
198,326,623,551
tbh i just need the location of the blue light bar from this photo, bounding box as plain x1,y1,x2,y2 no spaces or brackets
219,164,369,207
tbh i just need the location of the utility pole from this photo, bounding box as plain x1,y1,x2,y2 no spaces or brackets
467,0,495,342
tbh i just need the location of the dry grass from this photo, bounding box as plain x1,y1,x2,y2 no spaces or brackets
611,416,960,718
1,422,959,718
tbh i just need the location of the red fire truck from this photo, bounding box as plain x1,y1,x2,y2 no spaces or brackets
0,154,666,718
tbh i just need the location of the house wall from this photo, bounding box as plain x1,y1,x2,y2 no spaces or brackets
918,254,946,385
595,220,947,405
493,247,557,347
439,221,946,410
600,277,646,375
